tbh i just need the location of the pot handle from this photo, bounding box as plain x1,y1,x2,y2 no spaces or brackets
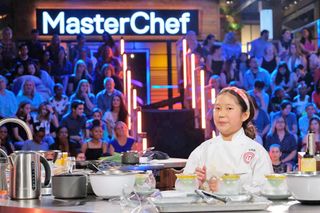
40,155,51,187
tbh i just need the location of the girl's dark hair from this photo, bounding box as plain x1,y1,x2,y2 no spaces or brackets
111,94,128,124
309,117,320,132
300,28,313,44
90,119,102,131
275,62,290,85
16,100,31,117
55,126,70,146
222,57,237,83
218,88,256,139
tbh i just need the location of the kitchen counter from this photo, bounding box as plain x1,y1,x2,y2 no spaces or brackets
1,196,320,212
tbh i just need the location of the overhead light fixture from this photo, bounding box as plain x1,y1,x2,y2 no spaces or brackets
226,0,234,5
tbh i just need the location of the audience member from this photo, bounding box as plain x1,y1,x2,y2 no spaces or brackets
286,42,306,72
68,59,93,94
249,30,271,59
49,126,77,157
85,108,108,141
0,125,14,155
278,30,292,60
49,83,69,120
82,120,108,160
60,100,87,149
299,103,319,138
299,28,316,56
269,144,292,173
16,79,43,111
12,101,34,143
96,77,123,113
248,80,269,112
108,121,136,155
1,26,17,69
261,43,279,73
270,62,295,95
221,32,241,60
22,126,48,151
293,82,310,117
243,57,271,90
265,115,297,166
206,45,225,76
301,117,320,152
26,29,44,61
220,57,243,88
0,75,17,117
69,79,96,117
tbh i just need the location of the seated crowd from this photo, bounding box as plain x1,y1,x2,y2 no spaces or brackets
0,26,320,173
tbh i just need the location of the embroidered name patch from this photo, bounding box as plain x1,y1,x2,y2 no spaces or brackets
243,151,255,164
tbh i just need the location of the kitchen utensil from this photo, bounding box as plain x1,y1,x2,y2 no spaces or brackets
200,190,230,203
9,151,51,199
89,171,136,198
52,173,87,199
195,189,216,204
122,151,139,164
286,172,320,204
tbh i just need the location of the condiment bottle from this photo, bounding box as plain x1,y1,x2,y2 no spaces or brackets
301,131,317,172
315,150,320,171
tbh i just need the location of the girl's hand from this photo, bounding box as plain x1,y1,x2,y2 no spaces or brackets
195,166,207,186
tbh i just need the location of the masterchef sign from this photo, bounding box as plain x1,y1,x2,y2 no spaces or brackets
36,9,198,36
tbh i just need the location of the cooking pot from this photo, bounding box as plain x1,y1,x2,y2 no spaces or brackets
286,172,320,204
121,151,139,164
52,173,87,199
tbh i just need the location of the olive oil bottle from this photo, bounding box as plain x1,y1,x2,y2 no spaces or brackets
301,131,317,172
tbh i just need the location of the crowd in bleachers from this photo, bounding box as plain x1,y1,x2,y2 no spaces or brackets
0,27,135,160
181,28,320,172
0,25,320,172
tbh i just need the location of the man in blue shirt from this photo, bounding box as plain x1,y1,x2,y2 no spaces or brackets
96,77,123,113
243,57,271,91
249,30,271,59
22,127,49,151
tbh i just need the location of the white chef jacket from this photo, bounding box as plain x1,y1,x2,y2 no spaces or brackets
184,128,273,191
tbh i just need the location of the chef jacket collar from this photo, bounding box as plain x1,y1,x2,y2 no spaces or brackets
216,128,246,144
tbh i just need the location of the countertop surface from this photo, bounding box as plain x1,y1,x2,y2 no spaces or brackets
1,195,320,213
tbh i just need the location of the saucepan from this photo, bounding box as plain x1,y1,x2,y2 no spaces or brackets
286,172,320,204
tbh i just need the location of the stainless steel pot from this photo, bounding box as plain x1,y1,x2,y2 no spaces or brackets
52,173,87,199
121,151,139,164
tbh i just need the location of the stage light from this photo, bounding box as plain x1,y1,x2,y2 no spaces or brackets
191,53,196,109
182,38,187,89
200,69,206,129
123,53,127,95
127,70,132,130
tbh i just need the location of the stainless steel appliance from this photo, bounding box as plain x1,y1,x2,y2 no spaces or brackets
9,151,51,199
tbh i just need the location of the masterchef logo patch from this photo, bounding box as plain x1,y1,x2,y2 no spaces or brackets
243,151,255,164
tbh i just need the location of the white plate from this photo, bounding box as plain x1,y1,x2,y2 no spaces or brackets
261,193,291,200
150,195,200,205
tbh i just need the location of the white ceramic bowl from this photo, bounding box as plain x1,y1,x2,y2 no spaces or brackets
286,172,320,203
89,172,136,198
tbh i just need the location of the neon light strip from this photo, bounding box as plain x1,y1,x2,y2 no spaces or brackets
137,111,142,134
191,53,196,109
120,37,125,55
317,19,320,49
211,88,216,104
123,54,127,95
127,70,131,130
133,89,137,109
152,85,179,89
200,69,206,129
182,38,187,89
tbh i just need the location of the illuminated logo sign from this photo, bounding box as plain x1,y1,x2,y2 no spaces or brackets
36,9,198,36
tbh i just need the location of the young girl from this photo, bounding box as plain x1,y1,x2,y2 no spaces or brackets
184,87,273,192
81,120,108,160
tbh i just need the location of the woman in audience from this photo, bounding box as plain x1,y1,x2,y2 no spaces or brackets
73,47,93,75
81,120,108,160
49,83,69,121
16,79,43,111
278,29,292,60
286,42,306,72
302,117,320,152
265,115,297,167
0,125,14,155
206,45,225,76
237,52,249,76
103,94,128,139
221,32,241,60
220,57,243,88
1,26,17,69
108,121,136,155
33,102,58,145
293,82,310,117
261,43,279,73
300,28,316,56
40,50,53,74
68,59,93,95
69,79,96,118
252,96,270,140
270,62,295,95
12,101,34,144
50,126,77,157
